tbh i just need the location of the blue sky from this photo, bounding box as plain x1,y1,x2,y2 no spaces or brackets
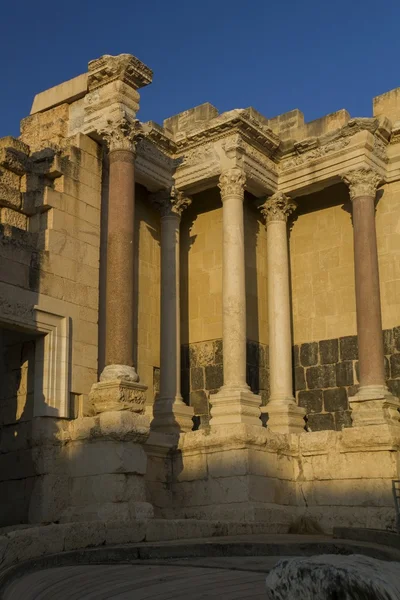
2,0,400,138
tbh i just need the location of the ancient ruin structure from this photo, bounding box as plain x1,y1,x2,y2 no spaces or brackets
1,53,400,534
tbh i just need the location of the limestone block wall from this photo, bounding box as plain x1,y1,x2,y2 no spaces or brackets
0,123,103,526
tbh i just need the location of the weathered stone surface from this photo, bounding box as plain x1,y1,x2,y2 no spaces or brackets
336,360,354,386
390,353,400,378
265,554,400,599
294,367,306,391
306,412,335,431
190,367,204,390
334,410,353,430
394,327,400,352
298,390,323,413
319,339,339,364
323,387,348,412
190,390,208,414
383,328,395,355
300,342,318,367
205,365,223,390
340,336,358,361
306,365,336,389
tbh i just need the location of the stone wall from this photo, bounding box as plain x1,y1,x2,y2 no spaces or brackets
294,327,400,431
181,339,269,428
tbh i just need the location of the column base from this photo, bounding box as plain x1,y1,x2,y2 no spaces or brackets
100,364,139,383
349,385,400,427
151,397,194,433
89,379,147,415
262,398,306,434
209,386,261,427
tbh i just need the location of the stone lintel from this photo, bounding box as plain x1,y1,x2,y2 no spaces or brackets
30,73,88,115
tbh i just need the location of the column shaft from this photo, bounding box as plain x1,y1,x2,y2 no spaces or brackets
209,168,261,427
260,193,305,434
352,195,385,388
222,192,247,388
105,150,135,370
267,219,294,400
151,189,193,433
342,168,400,426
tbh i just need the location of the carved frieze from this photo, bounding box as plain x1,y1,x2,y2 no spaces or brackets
260,192,297,223
341,168,383,200
282,137,351,170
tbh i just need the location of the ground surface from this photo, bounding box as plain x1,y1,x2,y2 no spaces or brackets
3,557,286,599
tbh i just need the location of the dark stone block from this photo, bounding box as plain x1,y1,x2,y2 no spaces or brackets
390,354,400,379
300,342,319,367
214,339,223,365
298,390,323,414
247,365,259,393
258,344,267,368
247,340,259,366
260,390,269,406
306,365,336,390
394,327,400,352
153,367,160,394
293,345,300,367
340,336,358,361
306,412,335,432
259,368,269,391
335,410,353,431
323,387,348,412
319,339,339,365
336,361,354,387
181,344,189,370
294,366,306,391
190,367,204,391
190,390,208,414
205,365,223,390
355,360,359,383
181,369,190,400
385,356,390,380
383,329,394,355
189,344,198,367
347,385,359,397
388,379,400,398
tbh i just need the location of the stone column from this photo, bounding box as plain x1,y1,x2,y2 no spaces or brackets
260,193,306,434
90,115,147,414
151,189,194,433
209,168,261,427
342,168,400,425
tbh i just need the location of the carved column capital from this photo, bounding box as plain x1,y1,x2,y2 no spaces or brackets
150,187,192,218
218,168,246,200
260,192,297,223
341,168,383,200
99,115,144,154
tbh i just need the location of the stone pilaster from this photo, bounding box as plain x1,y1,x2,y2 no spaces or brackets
89,115,147,414
150,188,194,433
209,168,261,427
342,167,400,426
260,193,306,434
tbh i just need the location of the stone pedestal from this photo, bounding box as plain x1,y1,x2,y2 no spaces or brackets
209,169,261,427
150,189,194,433
342,168,400,426
259,193,305,434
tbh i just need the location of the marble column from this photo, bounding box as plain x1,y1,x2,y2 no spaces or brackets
90,115,147,414
342,168,400,425
209,168,261,427
259,193,306,433
151,189,194,433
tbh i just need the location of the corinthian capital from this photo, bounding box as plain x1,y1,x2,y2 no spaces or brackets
150,187,192,218
341,168,383,200
99,115,144,153
218,168,246,200
260,192,297,223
